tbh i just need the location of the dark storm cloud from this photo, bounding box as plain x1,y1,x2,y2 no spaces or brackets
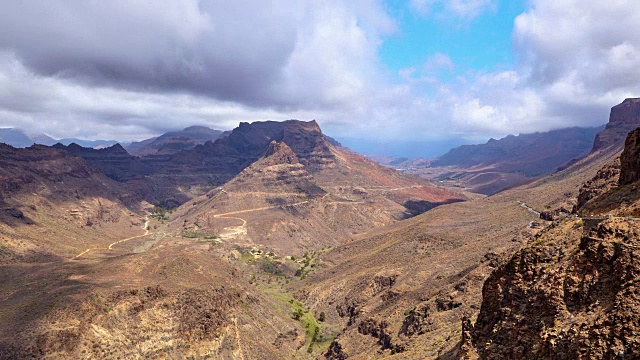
0,1,302,106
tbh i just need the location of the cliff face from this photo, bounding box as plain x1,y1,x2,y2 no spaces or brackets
0,143,94,199
473,218,640,359
592,98,640,152
574,157,621,212
619,128,640,185
471,126,640,359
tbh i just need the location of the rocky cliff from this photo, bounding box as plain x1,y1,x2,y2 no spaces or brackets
619,128,640,185
592,98,640,152
470,125,640,359
162,120,335,186
472,217,640,359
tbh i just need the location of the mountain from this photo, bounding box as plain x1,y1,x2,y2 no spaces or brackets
146,120,462,210
0,143,145,262
170,122,466,255
423,126,603,195
125,125,227,156
296,155,609,358
52,143,151,182
468,127,640,359
592,97,640,152
3,99,639,359
56,138,119,148
0,120,466,358
292,132,623,359
0,127,120,148
431,127,603,175
0,128,44,148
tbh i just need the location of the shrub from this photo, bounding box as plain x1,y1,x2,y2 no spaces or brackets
318,311,326,322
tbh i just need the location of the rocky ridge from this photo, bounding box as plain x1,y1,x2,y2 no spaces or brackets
469,125,640,359
52,143,151,182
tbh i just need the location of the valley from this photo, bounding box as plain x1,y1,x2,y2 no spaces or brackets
1,99,640,359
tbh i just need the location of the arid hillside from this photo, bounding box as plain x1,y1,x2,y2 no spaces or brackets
468,127,640,359
0,143,146,261
172,138,464,256
295,109,628,359
0,120,465,359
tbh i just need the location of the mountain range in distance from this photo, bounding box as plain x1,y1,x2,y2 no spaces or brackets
0,127,121,149
0,121,612,199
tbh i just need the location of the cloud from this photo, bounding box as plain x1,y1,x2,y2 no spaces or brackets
0,0,639,149
514,0,640,104
423,53,454,74
0,1,400,140
0,1,394,110
438,0,640,138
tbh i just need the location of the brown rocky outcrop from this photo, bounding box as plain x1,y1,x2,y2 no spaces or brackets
262,140,300,166
457,316,478,360
325,340,348,360
164,120,336,184
592,98,640,152
619,128,640,185
574,157,621,213
472,217,640,359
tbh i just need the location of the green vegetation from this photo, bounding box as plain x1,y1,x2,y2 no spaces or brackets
182,231,217,240
234,246,338,355
295,251,323,279
288,298,323,348
151,206,170,221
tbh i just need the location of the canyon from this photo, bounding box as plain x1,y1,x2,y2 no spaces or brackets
0,98,640,359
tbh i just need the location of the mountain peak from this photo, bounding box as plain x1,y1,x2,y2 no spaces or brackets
262,141,300,166
592,97,640,152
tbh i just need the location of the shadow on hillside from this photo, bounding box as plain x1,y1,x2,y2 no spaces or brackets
0,254,97,359
402,199,465,219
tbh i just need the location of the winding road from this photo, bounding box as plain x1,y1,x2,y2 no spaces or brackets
210,194,367,241
73,217,149,259
211,200,310,242
517,201,541,216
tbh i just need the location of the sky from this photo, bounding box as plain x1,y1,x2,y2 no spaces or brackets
1,0,639,157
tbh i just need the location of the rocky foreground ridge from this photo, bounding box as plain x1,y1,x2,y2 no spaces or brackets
466,126,640,359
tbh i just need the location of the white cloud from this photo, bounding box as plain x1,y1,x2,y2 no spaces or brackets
1,0,640,148
423,53,454,74
434,0,640,138
0,1,400,140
